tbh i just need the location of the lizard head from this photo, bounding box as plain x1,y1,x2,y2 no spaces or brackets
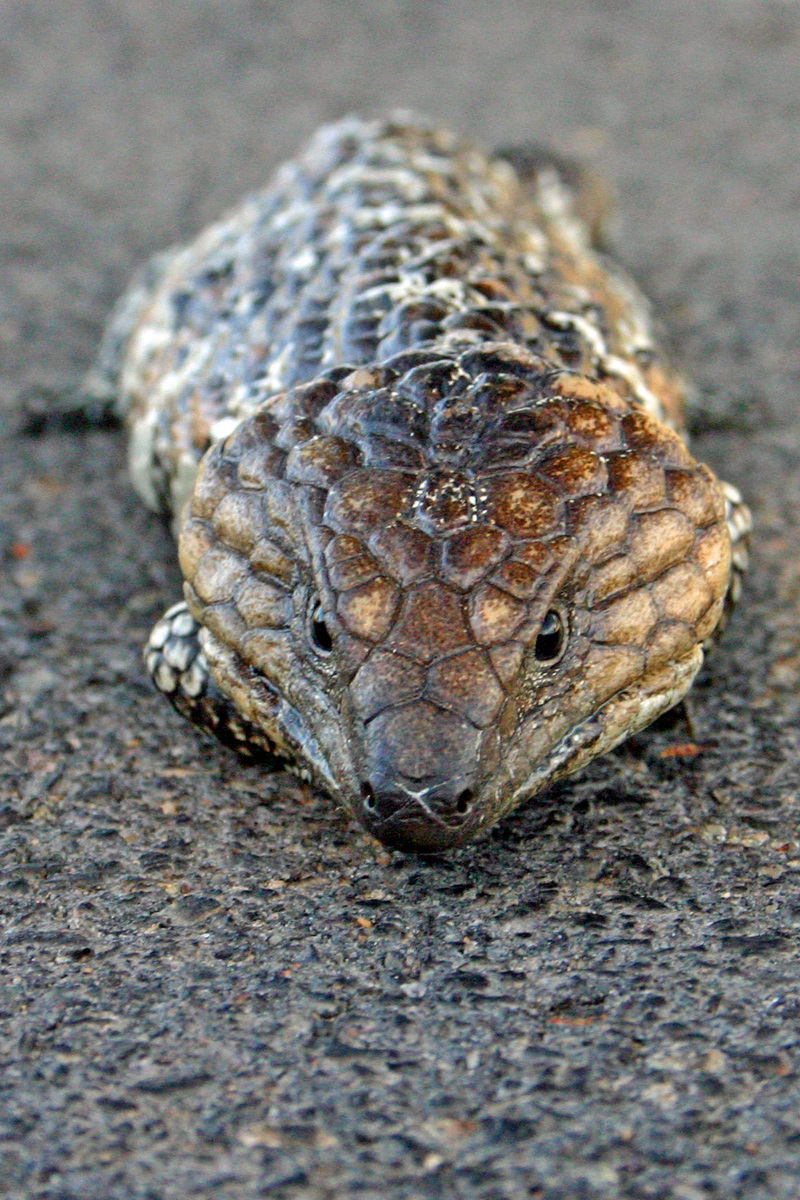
178,347,731,852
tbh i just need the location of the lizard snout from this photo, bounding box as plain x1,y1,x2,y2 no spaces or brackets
357,701,484,852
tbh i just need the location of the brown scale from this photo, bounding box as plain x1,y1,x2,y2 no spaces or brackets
179,345,733,851
103,115,750,852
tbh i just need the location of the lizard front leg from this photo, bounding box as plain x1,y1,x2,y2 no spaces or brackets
144,600,284,767
718,481,752,635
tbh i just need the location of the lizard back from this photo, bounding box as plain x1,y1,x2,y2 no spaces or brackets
112,114,684,519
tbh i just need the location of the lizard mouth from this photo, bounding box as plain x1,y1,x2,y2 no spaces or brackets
353,698,486,851
358,778,484,853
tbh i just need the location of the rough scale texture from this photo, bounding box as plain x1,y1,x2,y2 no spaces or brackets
94,115,749,851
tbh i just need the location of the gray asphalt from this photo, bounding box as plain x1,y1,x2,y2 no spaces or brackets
2,3,800,1197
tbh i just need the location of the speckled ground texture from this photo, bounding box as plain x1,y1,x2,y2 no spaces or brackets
2,2,800,1198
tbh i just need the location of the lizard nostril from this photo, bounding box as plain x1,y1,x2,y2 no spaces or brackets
455,788,473,815
310,603,333,654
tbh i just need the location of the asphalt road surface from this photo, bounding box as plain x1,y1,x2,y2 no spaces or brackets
2,3,800,1197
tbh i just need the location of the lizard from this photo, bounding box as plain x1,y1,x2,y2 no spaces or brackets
86,113,751,852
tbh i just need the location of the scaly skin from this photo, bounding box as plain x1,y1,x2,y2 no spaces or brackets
95,114,751,852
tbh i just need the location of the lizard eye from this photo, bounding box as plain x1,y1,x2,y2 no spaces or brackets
534,609,566,664
309,601,334,655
